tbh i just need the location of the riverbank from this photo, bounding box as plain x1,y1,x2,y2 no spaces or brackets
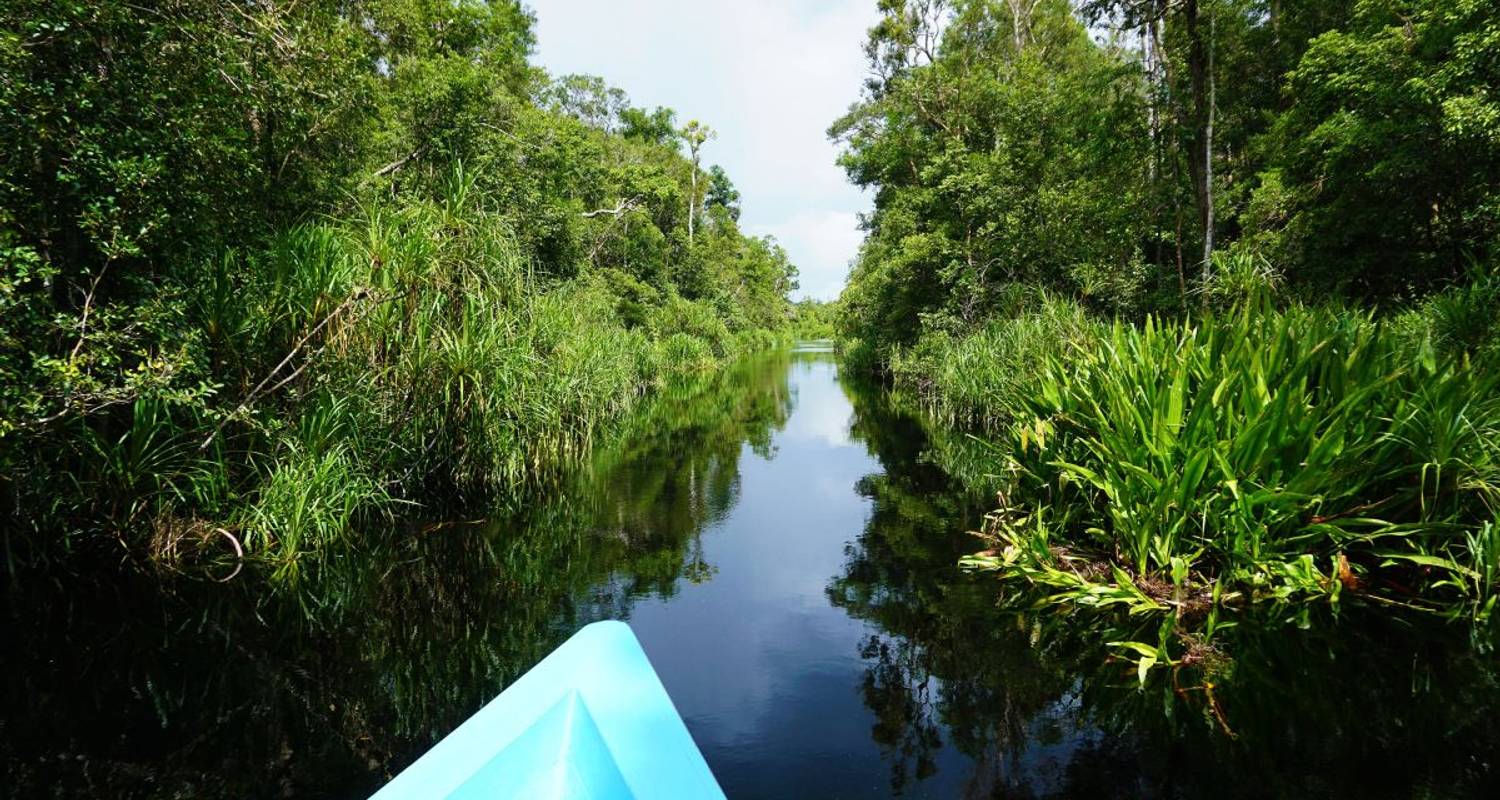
1,1,801,584
2,183,793,588
9,346,1499,798
860,274,1500,675
1,349,803,796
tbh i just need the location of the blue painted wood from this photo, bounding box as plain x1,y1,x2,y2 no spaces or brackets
370,621,725,800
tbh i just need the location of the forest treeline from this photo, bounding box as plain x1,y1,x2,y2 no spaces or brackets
836,0,1498,350
832,0,1500,662
0,0,796,578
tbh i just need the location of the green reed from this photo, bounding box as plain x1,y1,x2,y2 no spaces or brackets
10,164,790,588
889,292,1102,430
910,292,1500,673
217,176,781,582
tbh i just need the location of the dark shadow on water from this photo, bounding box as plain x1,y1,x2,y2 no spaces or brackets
832,374,1500,798
4,348,1499,798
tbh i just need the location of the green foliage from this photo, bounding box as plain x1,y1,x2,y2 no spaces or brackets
0,0,796,579
646,296,734,358
658,333,719,373
789,299,838,339
836,0,1500,370
81,398,231,531
705,165,742,221
959,300,1500,646
889,292,1101,429
2,348,804,795
1390,265,1500,365
1201,249,1284,311
244,441,390,589
833,0,1158,359
1253,0,1500,297
836,0,1500,684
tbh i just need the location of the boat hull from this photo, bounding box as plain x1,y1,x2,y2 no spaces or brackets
370,621,725,799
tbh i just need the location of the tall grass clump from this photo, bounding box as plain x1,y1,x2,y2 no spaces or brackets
890,293,1102,429
961,295,1500,665
227,171,663,513
733,327,794,353
243,441,391,589
1390,266,1500,366
43,164,792,590
834,336,882,375
657,333,719,373
646,296,734,359
78,398,232,536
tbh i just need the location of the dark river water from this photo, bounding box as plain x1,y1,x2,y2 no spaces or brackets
5,345,1500,798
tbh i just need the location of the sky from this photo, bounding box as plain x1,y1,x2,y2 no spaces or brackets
528,0,879,302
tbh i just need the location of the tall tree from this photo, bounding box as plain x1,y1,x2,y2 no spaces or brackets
1250,0,1500,296
1081,0,1217,277
833,0,1153,352
706,165,742,221
679,120,716,244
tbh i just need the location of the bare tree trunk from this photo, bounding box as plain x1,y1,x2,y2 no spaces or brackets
1143,19,1160,184
1004,0,1041,53
1181,0,1213,288
1147,8,1188,311
688,162,697,244
1006,0,1024,52
679,121,714,246
1202,10,1216,286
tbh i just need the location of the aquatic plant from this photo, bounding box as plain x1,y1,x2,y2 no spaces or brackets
957,297,1500,671
189,174,793,586
3,154,792,589
243,441,390,589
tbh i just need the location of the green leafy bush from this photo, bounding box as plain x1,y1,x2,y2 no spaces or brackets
657,333,718,373
963,300,1500,652
647,296,733,358
890,293,1101,429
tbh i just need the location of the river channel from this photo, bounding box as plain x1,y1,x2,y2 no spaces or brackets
5,344,1499,798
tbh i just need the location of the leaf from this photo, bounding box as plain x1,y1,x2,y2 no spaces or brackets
1178,448,1213,507
1373,552,1480,579
1138,653,1156,686
1052,460,1105,490
1108,640,1161,659
1166,367,1186,432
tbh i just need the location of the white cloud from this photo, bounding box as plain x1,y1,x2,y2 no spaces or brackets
749,210,863,302
529,0,876,301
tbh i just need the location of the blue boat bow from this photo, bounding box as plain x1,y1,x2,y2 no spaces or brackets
370,621,725,799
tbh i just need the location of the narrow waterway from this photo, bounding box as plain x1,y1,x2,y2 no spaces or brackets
617,343,994,797
5,345,1499,798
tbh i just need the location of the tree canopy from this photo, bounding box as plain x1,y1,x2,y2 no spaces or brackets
1,0,798,439
834,0,1500,357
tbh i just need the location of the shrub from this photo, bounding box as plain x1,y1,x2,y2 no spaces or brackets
890,293,1102,429
657,333,717,373
646,296,733,357
1391,267,1500,364
963,301,1500,655
243,442,391,588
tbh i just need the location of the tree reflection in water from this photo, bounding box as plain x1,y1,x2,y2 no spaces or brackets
6,350,1500,798
1,353,795,798
832,372,1500,799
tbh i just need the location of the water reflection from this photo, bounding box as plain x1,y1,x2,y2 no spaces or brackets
834,373,1500,799
2,353,797,798
5,348,1500,798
